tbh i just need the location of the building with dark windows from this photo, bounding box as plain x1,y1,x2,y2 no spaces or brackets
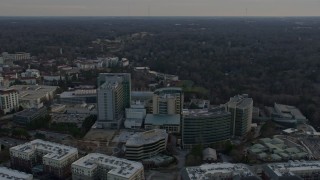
59,89,97,104
13,107,47,125
226,94,253,137
182,107,231,149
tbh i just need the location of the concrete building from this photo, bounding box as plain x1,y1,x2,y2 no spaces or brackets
13,107,47,125
0,88,19,114
11,85,58,109
97,73,131,129
226,94,253,137
125,129,168,161
71,153,144,180
124,107,146,129
144,114,181,133
97,73,131,108
0,166,33,180
271,103,308,128
153,87,183,115
10,139,78,179
262,160,320,180
97,80,124,129
131,91,153,113
182,163,260,180
59,89,97,104
202,148,217,163
2,52,31,61
182,108,231,149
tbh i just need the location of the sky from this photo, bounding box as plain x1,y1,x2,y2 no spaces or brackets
0,0,319,17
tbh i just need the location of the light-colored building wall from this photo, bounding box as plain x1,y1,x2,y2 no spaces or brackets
0,88,19,114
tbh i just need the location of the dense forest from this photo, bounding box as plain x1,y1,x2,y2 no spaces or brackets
0,17,320,127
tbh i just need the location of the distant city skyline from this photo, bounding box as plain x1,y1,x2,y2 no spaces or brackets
0,0,320,17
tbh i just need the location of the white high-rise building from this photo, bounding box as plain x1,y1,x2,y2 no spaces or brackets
97,73,131,129
0,88,19,114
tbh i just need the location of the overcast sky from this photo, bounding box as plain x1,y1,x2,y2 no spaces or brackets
0,0,319,17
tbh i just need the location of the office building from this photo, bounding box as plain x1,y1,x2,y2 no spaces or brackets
125,129,168,161
262,160,320,180
271,103,308,128
10,139,78,179
97,80,124,129
226,94,253,137
144,114,181,133
0,88,19,114
97,73,131,108
59,89,97,104
152,87,183,115
182,163,260,180
72,153,144,180
11,85,58,109
0,167,33,180
131,91,153,113
13,107,47,125
124,107,146,129
182,107,231,149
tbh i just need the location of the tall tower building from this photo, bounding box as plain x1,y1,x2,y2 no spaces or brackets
98,73,131,108
0,88,19,114
152,87,183,115
97,73,130,129
226,94,253,137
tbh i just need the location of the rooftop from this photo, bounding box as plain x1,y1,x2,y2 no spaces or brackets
228,94,253,109
185,163,258,180
126,129,168,147
11,85,58,100
72,153,143,178
265,160,320,177
14,107,46,117
184,107,230,118
60,89,97,98
10,139,78,161
0,167,33,180
145,114,180,125
274,103,307,120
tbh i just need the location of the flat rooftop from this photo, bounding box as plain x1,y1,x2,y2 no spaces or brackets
72,153,143,178
14,107,46,117
184,107,230,118
185,163,258,180
145,114,180,125
228,94,253,109
10,139,78,161
274,103,307,120
266,160,320,177
60,89,97,98
11,85,58,100
126,129,168,147
0,167,33,180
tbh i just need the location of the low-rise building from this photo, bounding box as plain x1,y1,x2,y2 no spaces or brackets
202,148,217,163
263,160,320,180
59,89,97,104
182,163,260,180
71,153,144,180
125,129,168,161
13,107,47,125
144,114,181,133
124,107,146,129
10,139,78,179
11,85,58,109
0,88,19,114
0,166,33,180
271,103,308,128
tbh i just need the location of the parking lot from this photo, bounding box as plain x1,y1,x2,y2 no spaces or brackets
302,138,320,159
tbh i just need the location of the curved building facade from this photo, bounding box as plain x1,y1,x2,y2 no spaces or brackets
125,129,168,160
182,108,231,149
